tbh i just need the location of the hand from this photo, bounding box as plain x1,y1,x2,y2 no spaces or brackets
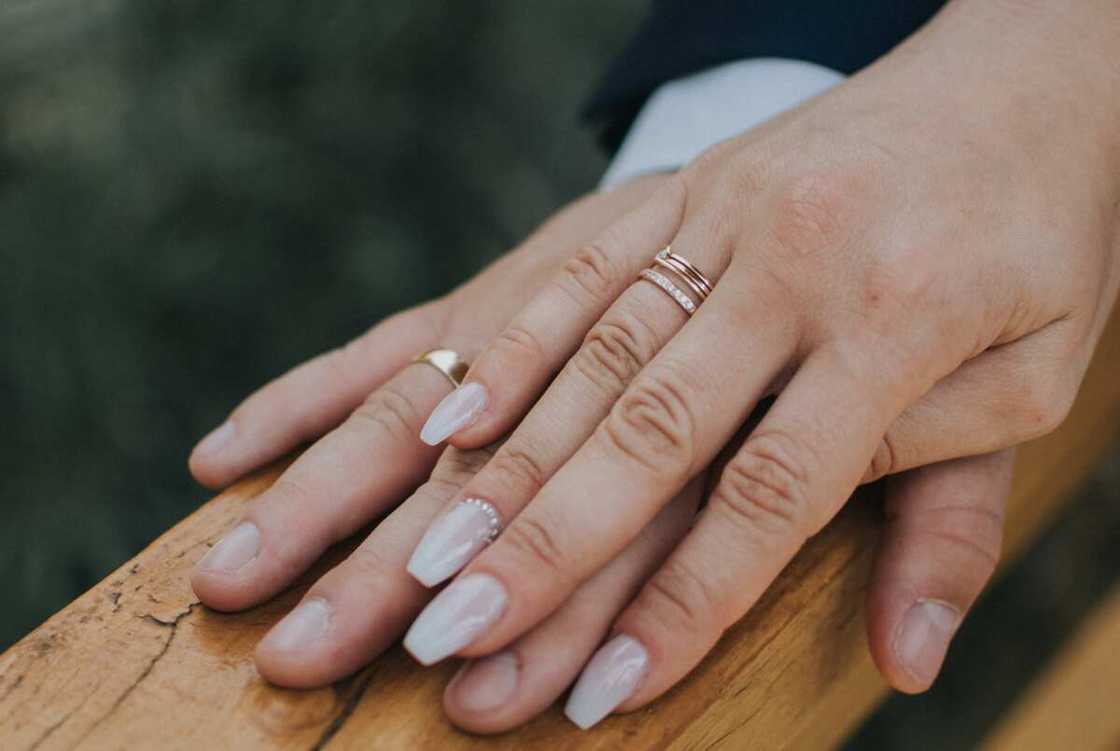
188,176,711,733
400,0,1120,727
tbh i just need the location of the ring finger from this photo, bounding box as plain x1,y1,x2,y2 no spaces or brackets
407,237,733,590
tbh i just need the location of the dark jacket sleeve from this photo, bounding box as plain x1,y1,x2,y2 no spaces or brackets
585,0,947,151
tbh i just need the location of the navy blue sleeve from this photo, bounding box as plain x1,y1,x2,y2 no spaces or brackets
585,0,946,150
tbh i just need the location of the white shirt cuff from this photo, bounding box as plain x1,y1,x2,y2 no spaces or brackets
600,58,845,190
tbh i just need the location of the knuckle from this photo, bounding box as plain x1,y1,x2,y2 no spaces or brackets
352,383,422,442
1015,371,1076,438
601,369,697,477
345,543,397,583
575,314,654,394
501,513,569,578
639,559,722,635
487,443,549,498
769,172,857,259
910,505,1005,576
713,430,817,541
492,323,547,363
561,241,619,303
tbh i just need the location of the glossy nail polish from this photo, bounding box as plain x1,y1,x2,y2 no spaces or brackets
403,573,507,665
196,522,260,573
420,382,489,446
259,598,331,653
407,499,502,587
894,599,960,684
565,634,649,730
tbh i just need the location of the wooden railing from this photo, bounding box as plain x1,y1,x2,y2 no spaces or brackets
3,308,1119,750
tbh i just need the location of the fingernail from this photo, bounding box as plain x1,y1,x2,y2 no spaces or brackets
408,499,502,587
194,420,235,457
452,651,520,713
196,522,260,573
259,598,331,653
403,573,507,665
565,634,649,730
894,599,961,685
420,382,489,446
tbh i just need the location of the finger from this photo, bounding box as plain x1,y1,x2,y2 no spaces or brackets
407,244,730,587
417,178,687,449
403,271,798,665
569,340,911,727
191,362,454,612
254,445,495,686
864,321,1079,481
443,478,702,734
189,305,442,488
866,449,1012,693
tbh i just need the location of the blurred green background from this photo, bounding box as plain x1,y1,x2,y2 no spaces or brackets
1,2,1117,748
0,0,640,647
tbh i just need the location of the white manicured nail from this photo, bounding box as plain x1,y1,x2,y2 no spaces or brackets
403,573,507,665
196,522,260,573
565,634,649,730
420,382,489,445
259,598,331,653
407,499,502,587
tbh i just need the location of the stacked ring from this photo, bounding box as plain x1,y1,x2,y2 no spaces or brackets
639,246,716,316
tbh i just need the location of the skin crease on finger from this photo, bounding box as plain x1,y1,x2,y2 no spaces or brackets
399,0,1120,730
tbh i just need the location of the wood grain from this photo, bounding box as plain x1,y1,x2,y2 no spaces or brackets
3,309,1119,750
981,582,1120,751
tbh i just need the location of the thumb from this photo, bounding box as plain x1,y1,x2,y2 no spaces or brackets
866,449,1014,693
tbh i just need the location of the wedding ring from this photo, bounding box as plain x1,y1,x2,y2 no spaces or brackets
412,349,470,388
640,269,698,315
657,247,714,298
640,246,716,315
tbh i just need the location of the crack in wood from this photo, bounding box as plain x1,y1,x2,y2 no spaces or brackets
26,678,103,751
309,667,378,751
67,603,196,748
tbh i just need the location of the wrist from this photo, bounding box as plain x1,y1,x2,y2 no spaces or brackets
872,0,1120,193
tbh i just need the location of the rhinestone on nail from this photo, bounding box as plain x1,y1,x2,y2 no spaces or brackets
463,498,502,542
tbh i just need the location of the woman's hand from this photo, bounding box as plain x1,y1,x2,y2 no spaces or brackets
401,0,1120,727
187,170,1017,732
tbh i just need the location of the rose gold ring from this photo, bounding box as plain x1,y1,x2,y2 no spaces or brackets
656,247,714,298
640,246,716,316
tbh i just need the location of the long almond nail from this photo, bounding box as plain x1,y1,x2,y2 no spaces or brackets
420,382,488,445
894,599,960,685
407,499,502,587
565,635,649,730
259,598,331,653
403,573,507,665
196,522,260,574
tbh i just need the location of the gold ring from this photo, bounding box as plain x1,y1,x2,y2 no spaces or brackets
412,349,470,388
